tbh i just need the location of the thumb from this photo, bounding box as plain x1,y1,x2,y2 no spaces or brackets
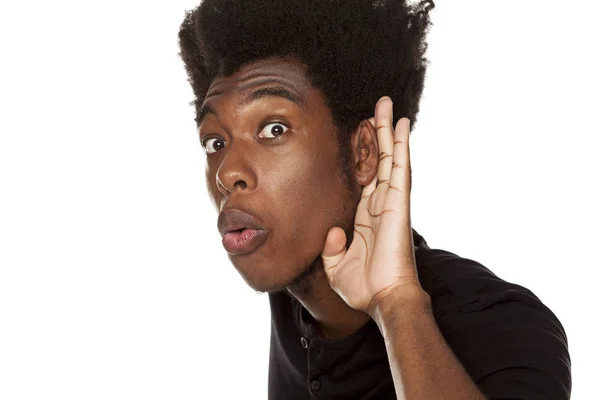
321,227,347,274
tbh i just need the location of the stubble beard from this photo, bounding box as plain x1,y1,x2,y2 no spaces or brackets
267,147,359,299
281,218,355,300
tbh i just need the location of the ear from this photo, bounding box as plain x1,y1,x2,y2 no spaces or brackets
350,119,379,187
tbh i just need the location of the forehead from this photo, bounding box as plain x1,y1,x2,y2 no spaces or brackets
204,57,314,103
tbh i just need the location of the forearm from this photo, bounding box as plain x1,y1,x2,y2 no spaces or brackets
371,289,487,400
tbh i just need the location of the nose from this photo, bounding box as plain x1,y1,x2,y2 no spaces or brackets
215,142,256,196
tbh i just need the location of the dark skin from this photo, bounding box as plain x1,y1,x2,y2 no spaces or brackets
198,57,379,339
199,57,488,399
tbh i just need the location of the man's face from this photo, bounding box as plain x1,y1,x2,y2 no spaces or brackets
198,58,358,293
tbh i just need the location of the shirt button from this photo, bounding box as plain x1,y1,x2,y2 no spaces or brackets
310,379,321,391
300,337,308,349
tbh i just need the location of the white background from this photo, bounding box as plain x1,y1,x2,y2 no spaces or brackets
0,0,598,398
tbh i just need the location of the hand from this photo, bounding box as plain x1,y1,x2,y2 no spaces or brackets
320,96,423,316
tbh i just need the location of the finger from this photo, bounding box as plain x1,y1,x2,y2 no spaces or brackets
361,173,377,202
374,97,394,184
390,117,411,199
321,227,347,275
355,174,377,224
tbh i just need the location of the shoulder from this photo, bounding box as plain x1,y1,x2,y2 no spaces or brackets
415,244,536,317
415,243,571,399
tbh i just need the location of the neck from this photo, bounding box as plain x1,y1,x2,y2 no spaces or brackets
286,263,371,340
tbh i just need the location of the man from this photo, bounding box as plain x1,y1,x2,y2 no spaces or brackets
178,0,571,398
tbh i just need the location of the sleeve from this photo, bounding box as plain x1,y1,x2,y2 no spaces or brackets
435,289,571,400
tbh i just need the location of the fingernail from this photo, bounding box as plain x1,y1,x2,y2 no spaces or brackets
377,96,391,105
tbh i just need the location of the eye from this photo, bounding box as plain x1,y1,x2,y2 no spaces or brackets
202,137,226,155
259,123,288,139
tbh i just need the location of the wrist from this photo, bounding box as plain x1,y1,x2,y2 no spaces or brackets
369,284,432,329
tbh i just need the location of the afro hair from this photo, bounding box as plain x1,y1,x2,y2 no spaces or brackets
178,0,434,147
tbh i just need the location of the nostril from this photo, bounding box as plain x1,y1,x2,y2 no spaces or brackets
234,180,247,190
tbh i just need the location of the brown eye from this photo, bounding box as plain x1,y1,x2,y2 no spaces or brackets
258,123,288,139
203,138,226,154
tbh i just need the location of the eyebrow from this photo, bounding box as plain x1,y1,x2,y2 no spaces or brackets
195,104,216,126
246,86,304,108
196,86,305,126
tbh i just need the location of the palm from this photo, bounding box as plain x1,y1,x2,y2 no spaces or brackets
321,98,419,314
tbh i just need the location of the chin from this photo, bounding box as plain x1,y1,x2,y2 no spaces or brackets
230,253,318,294
240,271,297,294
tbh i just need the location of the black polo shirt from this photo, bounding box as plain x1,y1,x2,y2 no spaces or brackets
267,229,571,399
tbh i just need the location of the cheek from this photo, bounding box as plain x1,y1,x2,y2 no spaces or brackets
265,147,347,237
272,145,335,195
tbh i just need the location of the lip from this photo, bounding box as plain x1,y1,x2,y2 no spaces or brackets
218,208,268,255
222,228,268,255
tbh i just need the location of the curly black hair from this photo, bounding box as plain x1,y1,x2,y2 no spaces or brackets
178,0,434,178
